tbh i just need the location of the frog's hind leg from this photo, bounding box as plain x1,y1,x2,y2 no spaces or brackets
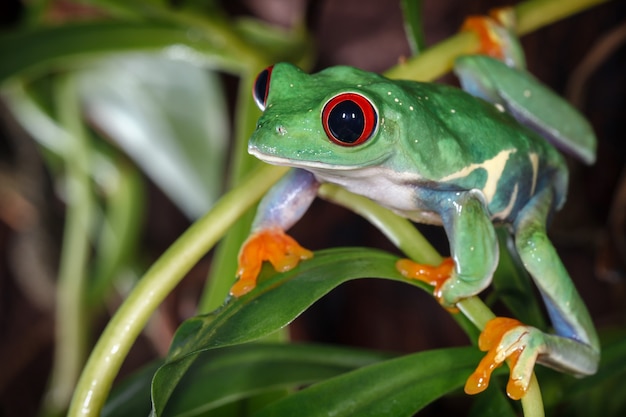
466,187,600,399
514,188,599,349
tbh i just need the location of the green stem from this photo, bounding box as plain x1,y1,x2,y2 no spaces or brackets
319,184,495,325
384,0,610,82
515,0,610,35
198,71,263,314
87,158,144,304
522,374,545,417
318,184,441,265
67,164,289,417
41,75,92,417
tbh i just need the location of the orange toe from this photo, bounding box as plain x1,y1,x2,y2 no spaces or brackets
465,317,526,398
231,227,313,297
461,16,506,60
505,349,526,400
478,317,522,351
464,344,500,395
396,257,454,297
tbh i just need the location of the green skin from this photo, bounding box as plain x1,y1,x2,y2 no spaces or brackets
246,59,599,388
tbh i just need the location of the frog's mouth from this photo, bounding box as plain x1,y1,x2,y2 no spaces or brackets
248,144,390,171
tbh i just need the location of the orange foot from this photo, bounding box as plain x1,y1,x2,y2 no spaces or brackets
230,227,313,297
465,317,535,400
461,7,518,62
462,15,507,60
395,257,455,303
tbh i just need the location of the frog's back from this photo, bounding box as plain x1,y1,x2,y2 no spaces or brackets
382,80,568,220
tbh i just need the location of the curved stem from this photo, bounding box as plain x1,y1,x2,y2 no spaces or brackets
67,164,288,417
515,0,609,35
198,71,262,314
318,184,441,265
384,0,610,82
521,374,545,417
42,75,92,417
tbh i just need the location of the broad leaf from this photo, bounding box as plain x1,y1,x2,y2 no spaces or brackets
164,343,394,416
152,247,430,415
558,336,626,416
77,53,229,218
468,382,518,417
104,343,391,417
0,21,251,83
253,347,483,417
168,248,424,360
103,361,162,417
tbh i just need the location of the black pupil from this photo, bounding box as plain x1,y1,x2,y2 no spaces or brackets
253,68,270,108
328,100,364,144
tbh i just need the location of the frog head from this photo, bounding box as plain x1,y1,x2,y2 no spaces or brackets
248,63,404,172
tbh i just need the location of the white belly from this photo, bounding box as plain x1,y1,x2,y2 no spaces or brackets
311,165,443,225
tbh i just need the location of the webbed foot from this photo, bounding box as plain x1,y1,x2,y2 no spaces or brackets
231,227,313,297
465,317,547,400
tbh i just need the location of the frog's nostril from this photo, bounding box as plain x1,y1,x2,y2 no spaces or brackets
276,125,287,136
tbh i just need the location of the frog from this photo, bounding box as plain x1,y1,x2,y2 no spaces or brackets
231,12,600,400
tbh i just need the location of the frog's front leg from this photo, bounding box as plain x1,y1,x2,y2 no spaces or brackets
231,168,318,297
397,189,499,307
466,188,600,399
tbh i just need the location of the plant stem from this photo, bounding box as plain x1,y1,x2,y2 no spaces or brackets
67,164,289,417
515,0,610,35
198,72,262,314
522,374,545,417
87,159,144,304
41,75,92,417
318,184,441,265
384,0,610,82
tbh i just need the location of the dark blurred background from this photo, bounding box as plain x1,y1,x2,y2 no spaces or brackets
0,0,625,416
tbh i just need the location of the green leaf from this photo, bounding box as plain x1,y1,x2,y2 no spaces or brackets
54,0,169,19
0,21,253,84
468,382,518,417
400,0,426,56
170,248,423,360
104,343,390,417
163,343,394,416
102,361,162,417
558,335,626,416
152,247,429,415
233,18,314,69
77,52,229,218
88,155,145,302
253,347,483,417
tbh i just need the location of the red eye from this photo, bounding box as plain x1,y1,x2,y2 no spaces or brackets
322,93,377,146
253,65,273,111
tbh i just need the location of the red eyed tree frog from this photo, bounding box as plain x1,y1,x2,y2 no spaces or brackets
231,14,600,400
